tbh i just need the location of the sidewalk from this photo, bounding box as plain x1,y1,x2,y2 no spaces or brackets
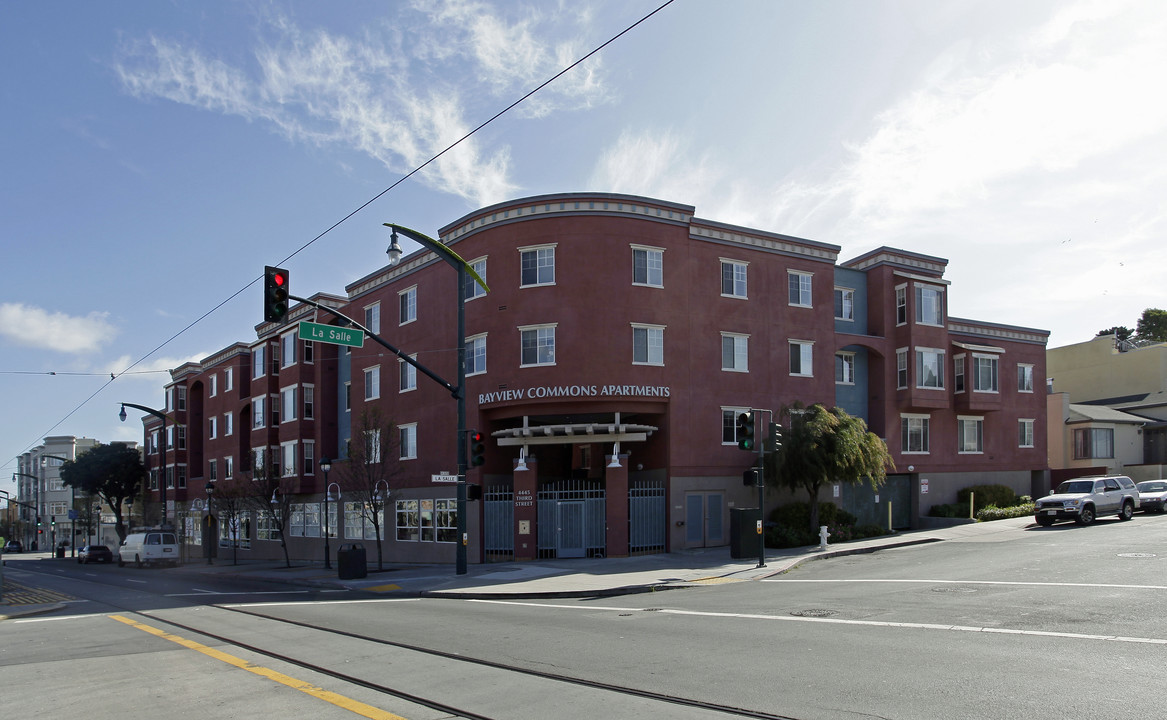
1,516,1034,619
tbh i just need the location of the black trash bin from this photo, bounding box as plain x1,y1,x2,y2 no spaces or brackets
56,546,66,559
729,507,762,559
337,543,367,579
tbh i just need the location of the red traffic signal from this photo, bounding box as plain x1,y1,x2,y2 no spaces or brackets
470,431,486,467
264,266,290,322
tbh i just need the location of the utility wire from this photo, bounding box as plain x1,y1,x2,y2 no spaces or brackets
5,0,676,471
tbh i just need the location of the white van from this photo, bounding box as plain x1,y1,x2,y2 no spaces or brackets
118,531,179,568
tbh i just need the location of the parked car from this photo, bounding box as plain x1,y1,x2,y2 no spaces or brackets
78,545,114,564
118,531,179,568
1034,475,1139,526
3,540,22,553
1136,480,1167,513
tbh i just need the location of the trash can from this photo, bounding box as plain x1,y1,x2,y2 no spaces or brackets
56,546,66,559
337,543,367,579
729,507,762,559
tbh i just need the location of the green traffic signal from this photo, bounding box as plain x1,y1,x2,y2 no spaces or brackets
736,411,755,451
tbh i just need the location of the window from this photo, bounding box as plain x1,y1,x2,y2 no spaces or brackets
957,416,983,453
834,288,854,321
252,345,266,379
399,286,417,325
420,499,435,542
399,423,417,460
224,455,233,479
210,374,218,397
915,348,945,389
632,324,664,365
209,459,217,482
209,416,218,439
364,366,380,401
789,340,813,376
281,441,296,477
344,502,383,540
1018,419,1035,448
723,408,749,445
281,386,296,423
435,498,457,542
303,441,315,475
225,412,233,436
303,385,314,420
896,348,908,389
973,355,999,392
344,382,351,412
954,355,966,393
901,414,930,453
467,334,487,375
303,340,314,364
520,324,556,366
463,257,487,301
895,286,907,325
1018,364,1034,393
1073,428,1114,459
364,302,380,334
835,352,856,384
270,394,280,426
290,503,321,538
788,271,812,307
281,332,296,367
396,499,419,541
721,259,747,298
520,245,556,286
253,397,266,429
632,246,664,287
176,386,187,411
914,284,944,325
225,367,233,391
399,355,417,392
257,513,281,542
721,333,749,372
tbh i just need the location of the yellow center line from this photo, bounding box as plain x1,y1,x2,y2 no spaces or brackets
109,615,407,720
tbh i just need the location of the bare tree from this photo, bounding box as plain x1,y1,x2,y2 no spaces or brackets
209,475,251,566
241,449,296,568
335,407,402,570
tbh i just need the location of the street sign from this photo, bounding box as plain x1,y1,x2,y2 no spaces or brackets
431,473,458,483
298,321,364,348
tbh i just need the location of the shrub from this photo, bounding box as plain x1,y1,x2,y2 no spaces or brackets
975,502,1036,522
765,524,816,548
767,501,867,548
852,524,892,539
956,484,1019,512
769,501,856,530
928,502,972,518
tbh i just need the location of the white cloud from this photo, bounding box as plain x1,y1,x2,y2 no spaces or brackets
114,4,609,207
0,303,117,354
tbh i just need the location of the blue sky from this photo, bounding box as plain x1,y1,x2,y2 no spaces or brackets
3,0,1165,495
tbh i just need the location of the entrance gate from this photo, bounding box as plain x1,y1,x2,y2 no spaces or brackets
538,479,605,559
483,485,514,563
629,479,666,554
684,492,725,548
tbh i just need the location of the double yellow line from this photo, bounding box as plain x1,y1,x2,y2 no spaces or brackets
111,615,407,720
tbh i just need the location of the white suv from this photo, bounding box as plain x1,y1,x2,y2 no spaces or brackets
1034,475,1139,526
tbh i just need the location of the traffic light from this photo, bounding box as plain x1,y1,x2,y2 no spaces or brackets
263,266,290,322
51,515,56,527
466,484,482,501
769,421,782,452
743,468,759,486
469,431,486,467
736,411,755,451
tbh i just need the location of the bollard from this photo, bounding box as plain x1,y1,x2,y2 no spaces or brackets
819,525,830,551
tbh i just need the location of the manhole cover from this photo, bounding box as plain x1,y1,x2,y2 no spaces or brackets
790,609,837,617
1117,552,1157,558
932,586,979,593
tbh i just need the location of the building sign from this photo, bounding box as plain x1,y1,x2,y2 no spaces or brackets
515,489,534,508
478,384,670,406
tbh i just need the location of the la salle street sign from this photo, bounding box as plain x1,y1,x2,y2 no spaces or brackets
298,321,364,348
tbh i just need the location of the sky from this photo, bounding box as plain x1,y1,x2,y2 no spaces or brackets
2,0,1165,496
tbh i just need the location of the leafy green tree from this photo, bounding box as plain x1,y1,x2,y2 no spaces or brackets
1136,308,1167,342
59,443,145,545
768,404,895,534
1097,326,1134,342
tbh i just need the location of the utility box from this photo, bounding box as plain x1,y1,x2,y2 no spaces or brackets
337,543,367,579
729,507,762,559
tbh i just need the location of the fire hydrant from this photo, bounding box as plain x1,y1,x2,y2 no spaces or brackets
819,525,830,551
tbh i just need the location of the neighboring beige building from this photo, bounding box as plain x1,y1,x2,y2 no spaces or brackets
1047,334,1167,482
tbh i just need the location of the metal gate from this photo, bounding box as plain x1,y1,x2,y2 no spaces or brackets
842,474,911,529
538,479,605,559
684,492,725,548
629,479,666,554
483,484,514,563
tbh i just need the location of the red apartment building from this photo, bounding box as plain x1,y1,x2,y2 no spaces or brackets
132,192,1050,565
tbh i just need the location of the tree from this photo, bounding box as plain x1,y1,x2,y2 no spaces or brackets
768,404,895,535
1136,308,1167,343
241,450,296,568
59,443,145,546
335,407,401,570
1097,326,1134,342
209,475,251,566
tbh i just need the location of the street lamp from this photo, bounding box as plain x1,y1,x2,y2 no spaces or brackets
204,480,215,565
120,402,170,528
383,223,488,575
321,457,337,570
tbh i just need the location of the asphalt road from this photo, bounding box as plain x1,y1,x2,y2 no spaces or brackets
4,513,1167,719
